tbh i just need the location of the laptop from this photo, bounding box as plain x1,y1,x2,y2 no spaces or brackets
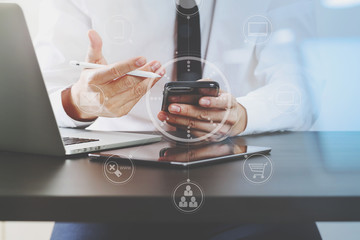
0,4,161,156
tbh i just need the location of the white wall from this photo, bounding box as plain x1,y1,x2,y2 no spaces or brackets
2,222,53,240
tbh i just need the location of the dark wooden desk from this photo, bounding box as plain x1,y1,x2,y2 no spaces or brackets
0,132,360,223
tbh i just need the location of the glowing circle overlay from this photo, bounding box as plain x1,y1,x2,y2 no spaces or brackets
145,56,232,143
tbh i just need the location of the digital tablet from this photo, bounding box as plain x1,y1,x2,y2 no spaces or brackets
89,137,271,167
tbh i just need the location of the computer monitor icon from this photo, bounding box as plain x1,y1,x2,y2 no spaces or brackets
248,22,269,37
276,91,296,106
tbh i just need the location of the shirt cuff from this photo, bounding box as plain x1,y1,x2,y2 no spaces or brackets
236,96,264,136
50,88,95,128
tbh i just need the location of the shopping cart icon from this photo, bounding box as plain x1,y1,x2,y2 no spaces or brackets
248,162,268,179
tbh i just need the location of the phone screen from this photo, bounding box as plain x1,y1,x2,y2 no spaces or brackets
161,82,219,112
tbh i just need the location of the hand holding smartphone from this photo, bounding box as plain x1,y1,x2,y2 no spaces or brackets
161,81,220,112
158,80,247,140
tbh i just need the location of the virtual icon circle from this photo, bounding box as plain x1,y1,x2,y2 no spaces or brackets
273,84,302,114
105,15,133,45
243,15,272,45
243,154,273,184
146,56,232,144
75,84,106,115
103,155,135,184
173,180,204,213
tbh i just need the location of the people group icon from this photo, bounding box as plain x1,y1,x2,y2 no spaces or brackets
189,197,198,208
184,185,193,196
179,197,188,207
178,185,198,209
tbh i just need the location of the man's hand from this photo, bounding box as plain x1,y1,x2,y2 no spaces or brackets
157,88,247,140
62,30,165,121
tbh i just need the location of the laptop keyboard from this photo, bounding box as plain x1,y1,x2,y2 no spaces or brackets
62,137,99,146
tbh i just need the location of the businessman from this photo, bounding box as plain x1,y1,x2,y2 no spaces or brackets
35,0,320,239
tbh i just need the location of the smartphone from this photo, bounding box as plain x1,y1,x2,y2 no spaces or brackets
161,81,220,112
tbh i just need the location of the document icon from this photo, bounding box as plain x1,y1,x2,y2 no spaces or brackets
80,92,101,108
113,19,125,40
248,22,268,37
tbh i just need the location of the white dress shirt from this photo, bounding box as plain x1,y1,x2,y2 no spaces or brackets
35,0,317,135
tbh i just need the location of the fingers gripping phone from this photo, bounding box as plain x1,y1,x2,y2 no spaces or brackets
161,81,220,112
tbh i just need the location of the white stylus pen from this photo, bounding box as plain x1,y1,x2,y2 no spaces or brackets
69,60,161,78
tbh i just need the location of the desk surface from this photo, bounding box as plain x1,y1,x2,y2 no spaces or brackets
0,131,360,223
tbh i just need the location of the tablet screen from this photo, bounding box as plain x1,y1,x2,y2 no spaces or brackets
89,137,271,166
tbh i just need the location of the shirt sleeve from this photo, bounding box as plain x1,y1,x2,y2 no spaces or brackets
236,0,317,136
50,88,95,128
35,0,94,128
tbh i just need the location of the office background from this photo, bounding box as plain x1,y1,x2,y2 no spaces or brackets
0,0,359,239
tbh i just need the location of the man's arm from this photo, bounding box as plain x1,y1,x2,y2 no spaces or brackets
157,0,317,138
35,0,165,127
237,0,317,135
